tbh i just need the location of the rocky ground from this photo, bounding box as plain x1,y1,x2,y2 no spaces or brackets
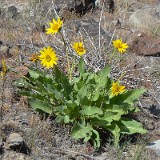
0,0,160,159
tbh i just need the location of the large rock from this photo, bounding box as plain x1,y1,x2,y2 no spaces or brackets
129,32,160,56
4,133,24,150
129,4,160,35
67,0,95,15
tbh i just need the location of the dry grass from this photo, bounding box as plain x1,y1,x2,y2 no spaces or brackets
0,0,160,159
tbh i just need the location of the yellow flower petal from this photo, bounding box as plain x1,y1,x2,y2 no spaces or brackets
39,46,58,69
72,42,86,56
46,17,63,36
111,82,126,96
112,39,129,53
29,53,39,62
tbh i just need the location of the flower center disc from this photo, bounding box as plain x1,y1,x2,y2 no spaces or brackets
46,55,52,62
115,87,120,93
52,24,59,30
118,43,122,48
77,46,84,52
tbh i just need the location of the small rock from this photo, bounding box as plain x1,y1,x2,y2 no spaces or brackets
147,139,160,156
0,45,10,58
7,6,18,19
5,133,24,150
3,88,12,100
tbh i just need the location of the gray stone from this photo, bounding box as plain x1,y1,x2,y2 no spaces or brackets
7,6,18,19
129,4,160,35
4,133,24,150
147,139,160,156
0,45,9,56
0,45,12,63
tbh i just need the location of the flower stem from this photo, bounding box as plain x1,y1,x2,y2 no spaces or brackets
59,31,72,81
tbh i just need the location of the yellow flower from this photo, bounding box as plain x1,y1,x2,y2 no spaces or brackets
46,17,63,35
112,39,128,53
39,46,58,69
29,53,39,62
72,42,86,56
111,82,126,96
0,59,7,79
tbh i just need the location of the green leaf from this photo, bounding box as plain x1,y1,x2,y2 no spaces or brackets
13,78,32,88
29,69,40,79
54,66,72,97
45,84,55,94
92,90,100,101
71,123,93,140
64,115,70,123
18,90,33,97
124,89,146,104
91,111,122,127
106,122,121,147
56,115,65,123
92,129,100,148
118,117,148,134
78,57,85,76
81,106,103,116
101,111,122,122
110,89,145,105
29,99,52,114
52,89,64,100
77,86,87,101
106,104,129,115
97,65,110,88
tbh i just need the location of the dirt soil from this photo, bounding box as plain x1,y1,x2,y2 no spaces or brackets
0,0,160,160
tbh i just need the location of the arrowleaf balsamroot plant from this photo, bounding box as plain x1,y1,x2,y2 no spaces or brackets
14,17,147,148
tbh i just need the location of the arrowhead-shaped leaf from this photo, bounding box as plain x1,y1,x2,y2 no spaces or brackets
29,69,40,79
81,106,103,116
29,99,52,114
118,117,147,134
71,123,93,140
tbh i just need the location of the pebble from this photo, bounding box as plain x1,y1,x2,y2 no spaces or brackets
0,45,9,56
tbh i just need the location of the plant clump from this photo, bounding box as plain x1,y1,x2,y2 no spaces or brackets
14,17,147,149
